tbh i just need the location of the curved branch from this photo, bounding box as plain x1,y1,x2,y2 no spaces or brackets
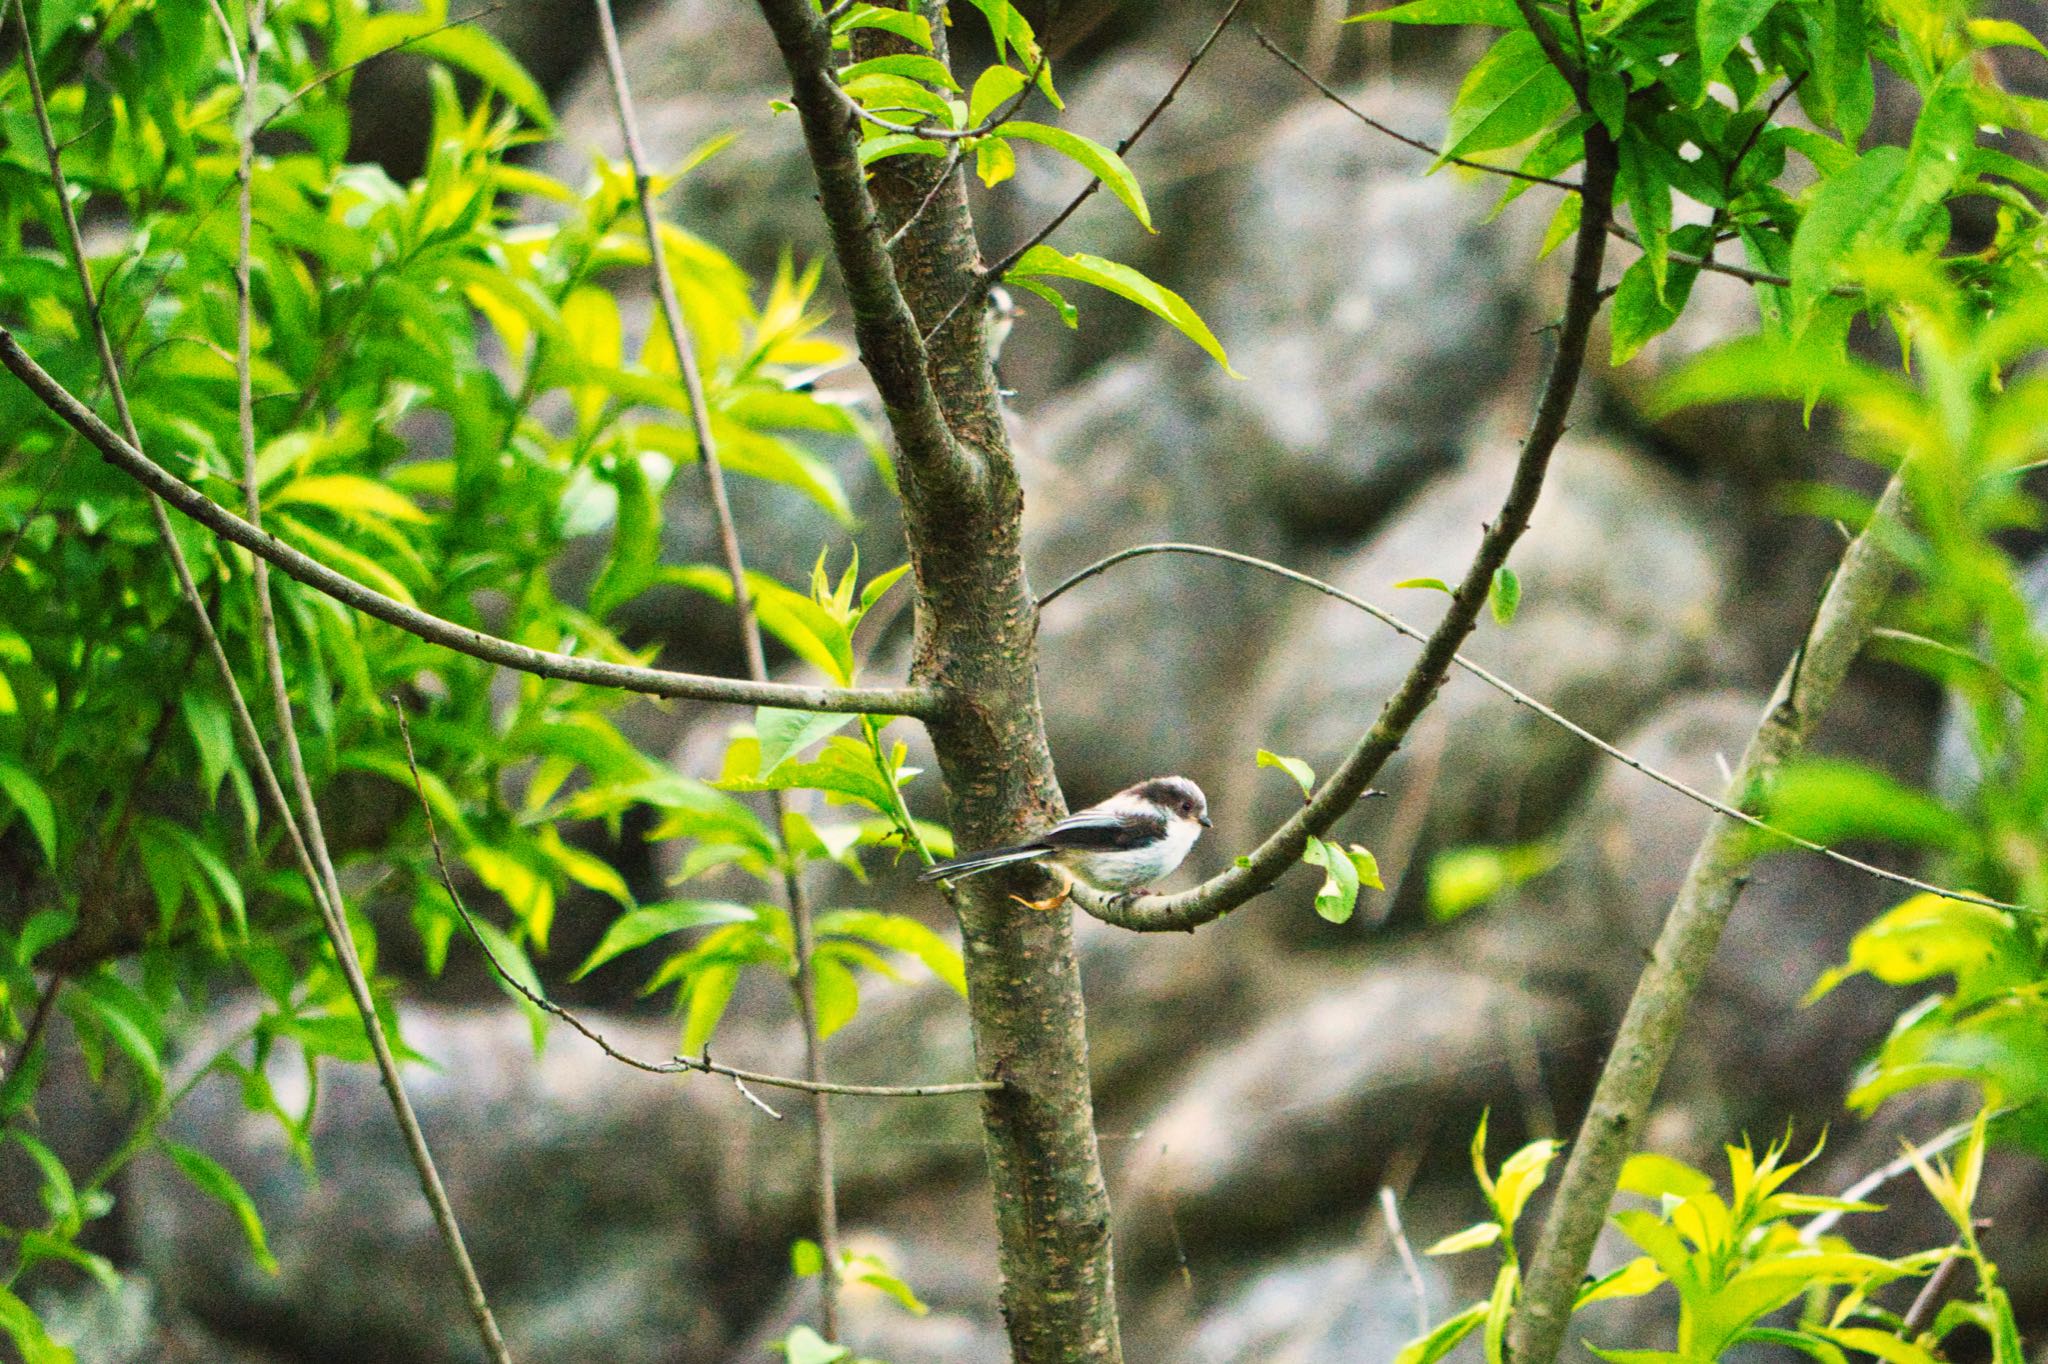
397,708,999,1102
1506,472,1910,1364
0,329,940,719
1042,543,2022,915
1068,126,1621,934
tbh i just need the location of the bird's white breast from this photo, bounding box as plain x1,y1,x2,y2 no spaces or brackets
1064,816,1202,892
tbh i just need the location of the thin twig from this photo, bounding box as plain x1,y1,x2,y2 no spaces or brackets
1900,1247,1968,1334
1252,28,1805,293
1038,543,2025,916
1380,1186,1430,1339
1,972,63,1092
920,0,1249,347
604,0,855,1323
256,2,510,134
1800,1109,2014,1244
1253,28,1578,191
14,5,514,1360
393,707,996,1101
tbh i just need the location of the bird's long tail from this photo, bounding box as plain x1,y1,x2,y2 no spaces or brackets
916,844,1048,883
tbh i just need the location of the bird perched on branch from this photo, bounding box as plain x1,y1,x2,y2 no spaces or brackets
919,776,1211,910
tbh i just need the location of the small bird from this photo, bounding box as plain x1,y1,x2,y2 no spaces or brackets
919,776,1211,910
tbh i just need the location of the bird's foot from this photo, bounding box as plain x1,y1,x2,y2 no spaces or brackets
1009,866,1073,913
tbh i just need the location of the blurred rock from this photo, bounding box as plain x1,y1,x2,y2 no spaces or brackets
130,1006,754,1363
1230,430,1728,904
1019,347,1301,799
1202,83,1525,539
1499,683,1938,1123
721,1201,1009,1364
1169,1243,1452,1364
1113,960,1589,1265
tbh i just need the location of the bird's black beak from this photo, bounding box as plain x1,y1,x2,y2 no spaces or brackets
1198,814,1213,828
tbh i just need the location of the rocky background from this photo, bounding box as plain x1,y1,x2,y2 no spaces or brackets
28,2,2048,1362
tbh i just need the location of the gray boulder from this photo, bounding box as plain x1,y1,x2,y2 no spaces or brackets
1202,84,1527,538
1228,430,1728,907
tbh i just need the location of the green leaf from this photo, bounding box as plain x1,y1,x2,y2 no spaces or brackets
859,132,947,165
1347,845,1385,891
181,689,235,806
1493,1137,1563,1224
1698,0,1780,81
1007,274,1077,326
1394,1302,1488,1364
975,135,1018,187
0,1285,76,1364
1257,748,1316,800
1618,1151,1715,1200
1428,842,1559,919
573,901,758,980
467,916,552,1052
832,4,933,49
969,64,1029,124
1968,18,2048,59
161,1140,279,1274
757,708,858,778
1426,1221,1505,1255
1302,835,1361,924
0,757,56,865
345,16,554,130
1440,30,1576,162
1395,576,1453,594
1008,245,1236,374
842,72,958,125
1611,250,1702,365
1483,1262,1519,1364
1804,893,2028,1006
1576,1257,1667,1306
1803,0,1873,146
1754,759,1970,853
791,1237,825,1276
992,122,1151,231
812,955,860,1037
67,971,162,1095
841,54,959,91
814,909,967,994
1811,1326,1941,1364
1350,0,1523,23
1489,566,1521,624
779,1325,851,1364
717,736,902,814
681,961,743,1054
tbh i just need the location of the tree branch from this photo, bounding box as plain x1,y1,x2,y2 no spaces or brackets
11,6,513,1360
920,0,1248,347
1507,472,1911,1364
1069,126,1621,934
0,330,939,718
394,707,998,1101
593,0,846,1331
755,0,971,494
1041,542,2022,916
1250,28,1803,293
758,3,1128,1358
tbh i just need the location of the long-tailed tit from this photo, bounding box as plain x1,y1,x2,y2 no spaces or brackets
919,776,1211,909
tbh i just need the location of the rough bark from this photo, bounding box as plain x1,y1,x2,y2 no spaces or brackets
1505,473,1909,1364
754,2,1121,1358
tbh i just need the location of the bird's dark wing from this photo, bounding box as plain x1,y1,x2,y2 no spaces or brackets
1040,809,1166,852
